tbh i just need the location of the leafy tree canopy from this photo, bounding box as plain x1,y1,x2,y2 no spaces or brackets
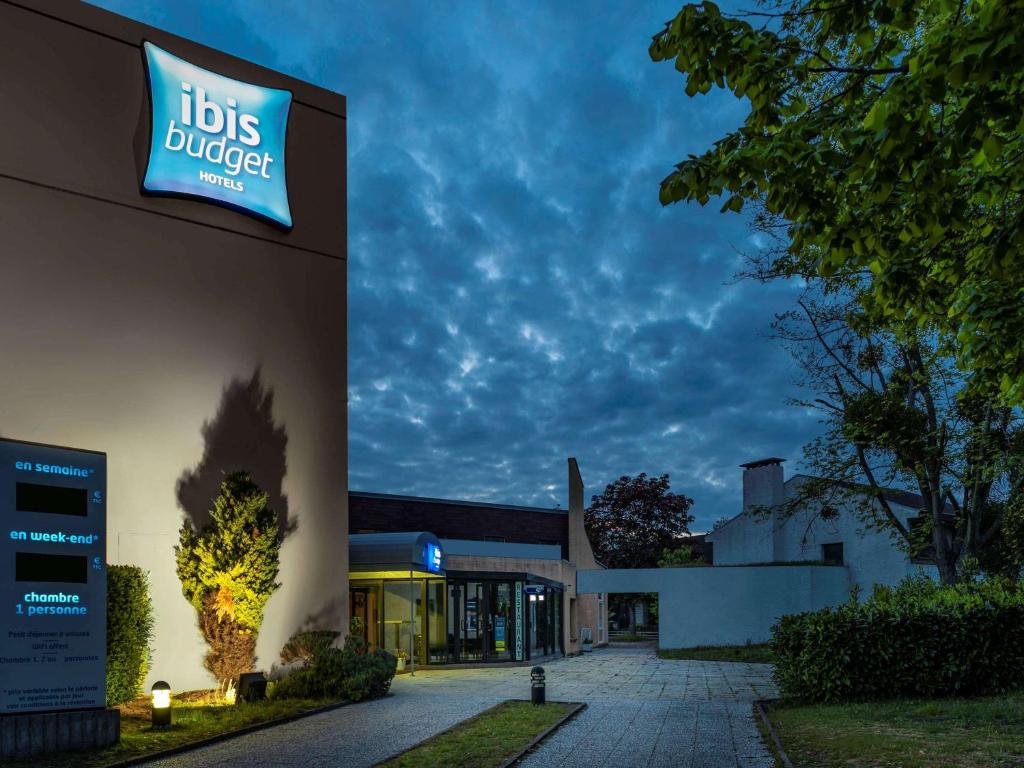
765,286,1024,583
652,0,1024,401
585,473,695,568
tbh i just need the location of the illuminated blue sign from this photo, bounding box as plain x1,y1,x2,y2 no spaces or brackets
424,542,443,574
142,42,293,229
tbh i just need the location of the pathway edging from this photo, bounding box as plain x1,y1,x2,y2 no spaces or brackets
501,702,587,768
103,698,354,768
754,699,794,768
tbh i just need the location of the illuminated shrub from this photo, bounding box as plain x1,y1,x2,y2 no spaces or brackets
280,630,341,664
272,646,396,702
175,472,282,690
106,565,154,706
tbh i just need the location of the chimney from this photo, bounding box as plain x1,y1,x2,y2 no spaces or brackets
740,458,785,512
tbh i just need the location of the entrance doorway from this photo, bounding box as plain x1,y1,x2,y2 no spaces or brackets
350,587,380,649
447,579,518,662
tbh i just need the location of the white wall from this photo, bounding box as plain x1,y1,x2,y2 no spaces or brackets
708,476,939,595
708,512,774,565
578,565,850,648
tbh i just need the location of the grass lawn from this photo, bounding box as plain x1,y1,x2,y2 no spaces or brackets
657,644,774,664
767,691,1024,768
379,700,577,768
13,690,342,768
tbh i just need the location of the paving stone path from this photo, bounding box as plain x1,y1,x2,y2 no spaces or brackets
139,643,776,768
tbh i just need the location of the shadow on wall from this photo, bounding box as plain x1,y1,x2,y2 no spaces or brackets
298,595,346,636
176,368,296,537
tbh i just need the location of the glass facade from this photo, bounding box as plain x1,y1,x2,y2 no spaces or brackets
350,574,563,665
527,584,562,657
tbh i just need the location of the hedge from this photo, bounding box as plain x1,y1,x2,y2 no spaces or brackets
272,636,396,702
771,576,1024,702
106,565,154,706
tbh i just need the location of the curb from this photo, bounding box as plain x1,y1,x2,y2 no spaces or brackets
500,701,586,767
753,699,794,768
373,700,586,768
100,699,353,768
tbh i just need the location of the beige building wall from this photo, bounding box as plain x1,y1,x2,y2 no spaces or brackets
0,1,349,692
567,458,607,650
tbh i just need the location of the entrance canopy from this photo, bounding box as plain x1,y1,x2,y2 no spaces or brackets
349,531,445,578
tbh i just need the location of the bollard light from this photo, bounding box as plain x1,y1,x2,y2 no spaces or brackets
151,680,171,728
530,666,546,706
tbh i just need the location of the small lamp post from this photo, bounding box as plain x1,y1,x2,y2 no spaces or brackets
530,666,546,706
151,681,171,728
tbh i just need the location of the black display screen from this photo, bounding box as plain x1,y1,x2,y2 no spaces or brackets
16,483,88,517
15,552,88,584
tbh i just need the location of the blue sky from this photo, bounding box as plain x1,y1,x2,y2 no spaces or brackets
90,0,819,530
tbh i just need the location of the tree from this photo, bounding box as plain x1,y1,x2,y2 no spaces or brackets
651,1,1024,402
176,472,282,689
766,286,1024,583
585,473,695,569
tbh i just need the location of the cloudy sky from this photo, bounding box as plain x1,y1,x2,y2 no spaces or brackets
91,0,820,530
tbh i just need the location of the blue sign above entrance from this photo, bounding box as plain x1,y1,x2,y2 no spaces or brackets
142,42,293,229
424,542,443,574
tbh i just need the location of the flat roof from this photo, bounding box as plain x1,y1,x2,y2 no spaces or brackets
350,490,567,516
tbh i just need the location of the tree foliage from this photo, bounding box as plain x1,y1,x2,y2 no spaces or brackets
652,0,1024,401
176,472,282,685
658,544,705,567
766,284,1024,583
585,473,695,569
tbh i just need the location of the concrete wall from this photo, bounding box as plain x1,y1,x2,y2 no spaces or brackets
578,565,850,648
0,1,348,691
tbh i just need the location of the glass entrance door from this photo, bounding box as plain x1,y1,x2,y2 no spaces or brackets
486,582,512,661
350,587,381,650
461,581,484,661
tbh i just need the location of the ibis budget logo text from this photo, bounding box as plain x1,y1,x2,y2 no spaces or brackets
142,42,293,229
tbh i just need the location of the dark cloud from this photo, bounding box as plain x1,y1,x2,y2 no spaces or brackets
89,0,823,530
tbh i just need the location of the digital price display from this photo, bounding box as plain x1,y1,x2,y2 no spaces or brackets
0,439,106,714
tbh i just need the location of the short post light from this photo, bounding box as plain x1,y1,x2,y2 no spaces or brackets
530,666,546,706
151,680,172,728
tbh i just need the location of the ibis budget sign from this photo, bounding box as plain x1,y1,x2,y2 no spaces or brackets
142,42,293,229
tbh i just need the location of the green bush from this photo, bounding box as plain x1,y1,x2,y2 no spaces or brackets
175,472,282,686
280,630,341,664
272,645,396,702
772,576,1024,703
106,565,154,706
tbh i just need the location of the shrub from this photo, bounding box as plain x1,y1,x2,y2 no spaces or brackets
280,630,341,664
772,576,1024,702
272,646,396,702
175,472,282,688
658,545,704,567
106,565,154,706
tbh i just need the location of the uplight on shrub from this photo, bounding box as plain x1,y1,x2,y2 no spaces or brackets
151,680,171,727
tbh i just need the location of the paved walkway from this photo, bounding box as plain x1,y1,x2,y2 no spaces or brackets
140,644,776,768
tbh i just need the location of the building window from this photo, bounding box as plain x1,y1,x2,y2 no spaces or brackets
822,542,844,565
